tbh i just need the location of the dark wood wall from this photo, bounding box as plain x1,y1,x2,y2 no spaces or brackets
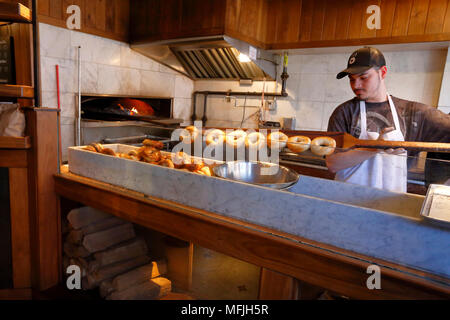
130,0,226,43
37,0,130,42
264,0,450,49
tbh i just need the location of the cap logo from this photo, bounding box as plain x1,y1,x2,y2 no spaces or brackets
349,56,356,65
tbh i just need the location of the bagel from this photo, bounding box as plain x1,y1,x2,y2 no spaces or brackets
83,145,97,152
143,139,164,149
267,131,288,149
171,151,191,168
100,147,116,156
226,130,247,149
180,125,199,144
287,135,311,153
245,132,266,150
310,136,336,156
205,129,225,146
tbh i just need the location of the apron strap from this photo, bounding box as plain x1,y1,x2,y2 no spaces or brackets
387,94,401,132
360,100,367,135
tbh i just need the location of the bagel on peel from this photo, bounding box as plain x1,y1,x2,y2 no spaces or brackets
226,130,247,149
310,136,336,156
287,135,311,153
205,129,225,146
245,132,266,150
180,126,199,144
267,131,288,149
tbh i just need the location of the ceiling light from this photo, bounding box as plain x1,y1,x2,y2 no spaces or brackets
238,53,251,63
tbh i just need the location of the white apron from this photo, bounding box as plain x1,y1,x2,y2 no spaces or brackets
335,95,407,192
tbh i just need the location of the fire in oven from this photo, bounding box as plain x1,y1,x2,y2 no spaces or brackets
80,95,183,150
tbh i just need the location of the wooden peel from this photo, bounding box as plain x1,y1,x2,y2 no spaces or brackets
341,133,450,153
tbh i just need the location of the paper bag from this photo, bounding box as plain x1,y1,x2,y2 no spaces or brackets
0,103,25,137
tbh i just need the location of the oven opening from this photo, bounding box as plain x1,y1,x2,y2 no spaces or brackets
81,96,173,121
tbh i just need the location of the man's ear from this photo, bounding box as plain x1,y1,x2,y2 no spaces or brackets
379,66,387,79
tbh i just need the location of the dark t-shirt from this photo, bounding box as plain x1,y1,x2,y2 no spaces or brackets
327,96,450,143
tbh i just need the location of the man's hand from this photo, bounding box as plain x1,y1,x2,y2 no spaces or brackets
378,127,406,154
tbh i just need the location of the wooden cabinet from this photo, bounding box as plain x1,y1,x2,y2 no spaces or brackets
37,0,130,42
130,0,450,50
0,0,60,299
130,0,226,43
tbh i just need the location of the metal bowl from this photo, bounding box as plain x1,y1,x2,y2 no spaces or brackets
213,161,299,190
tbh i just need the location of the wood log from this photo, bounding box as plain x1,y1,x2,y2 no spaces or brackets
99,279,114,298
91,238,148,271
68,258,87,277
107,277,171,300
84,255,150,289
66,216,127,244
67,206,111,229
82,223,136,253
63,242,90,258
111,260,168,293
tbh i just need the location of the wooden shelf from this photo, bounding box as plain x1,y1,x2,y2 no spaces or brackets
0,84,34,99
0,2,32,23
0,136,31,149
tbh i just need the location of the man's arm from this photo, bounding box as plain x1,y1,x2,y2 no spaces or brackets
325,127,406,173
325,148,376,173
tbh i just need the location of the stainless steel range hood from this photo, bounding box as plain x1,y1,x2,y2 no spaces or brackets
131,35,278,81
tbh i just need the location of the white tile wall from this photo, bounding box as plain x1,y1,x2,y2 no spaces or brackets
193,46,448,132
39,23,194,161
438,47,450,114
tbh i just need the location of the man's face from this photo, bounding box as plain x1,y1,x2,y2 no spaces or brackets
348,67,385,101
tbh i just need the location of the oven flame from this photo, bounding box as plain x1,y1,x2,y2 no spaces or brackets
130,107,139,115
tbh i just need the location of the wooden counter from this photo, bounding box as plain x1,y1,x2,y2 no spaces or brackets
53,168,450,299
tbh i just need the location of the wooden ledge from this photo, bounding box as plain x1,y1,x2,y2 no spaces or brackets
0,2,32,23
54,170,450,299
0,85,34,99
0,136,31,149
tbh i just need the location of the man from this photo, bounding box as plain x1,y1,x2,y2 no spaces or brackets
326,47,450,192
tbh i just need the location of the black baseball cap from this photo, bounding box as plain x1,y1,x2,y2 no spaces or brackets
336,47,386,79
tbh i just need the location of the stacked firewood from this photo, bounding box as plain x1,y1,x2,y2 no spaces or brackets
62,206,171,300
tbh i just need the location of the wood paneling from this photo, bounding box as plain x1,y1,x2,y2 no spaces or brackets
258,268,298,300
9,168,31,289
131,0,225,43
54,171,450,299
408,0,431,35
0,136,31,149
425,0,449,33
37,0,130,42
25,108,59,291
376,0,397,38
0,150,28,168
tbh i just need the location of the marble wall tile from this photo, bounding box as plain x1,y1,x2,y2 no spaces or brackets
121,68,141,95
438,106,450,113
174,75,194,98
70,30,98,62
41,91,76,118
173,98,192,121
295,101,323,130
61,124,75,161
438,71,450,107
422,72,445,106
298,74,327,102
322,102,340,130
120,45,143,69
97,64,123,94
324,74,354,103
385,73,426,102
140,70,175,97
92,37,122,66
81,61,98,94
39,23,73,60
297,54,330,74
41,56,77,93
